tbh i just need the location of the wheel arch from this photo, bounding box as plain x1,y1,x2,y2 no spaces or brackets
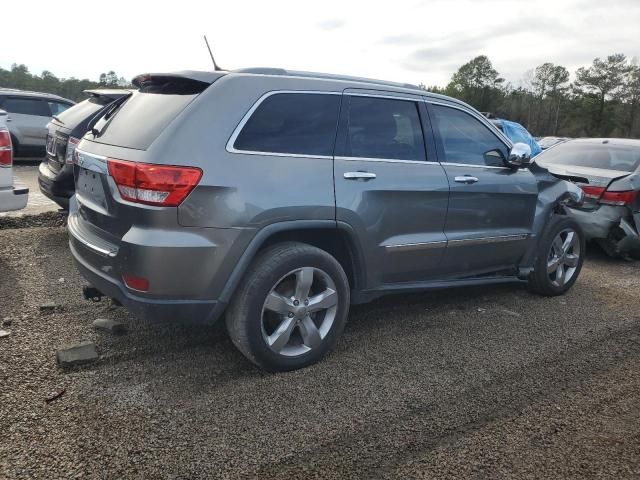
218,220,367,305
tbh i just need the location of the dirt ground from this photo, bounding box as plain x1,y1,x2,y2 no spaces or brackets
1,215,639,479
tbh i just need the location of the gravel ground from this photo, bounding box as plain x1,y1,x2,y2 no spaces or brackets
1,215,640,479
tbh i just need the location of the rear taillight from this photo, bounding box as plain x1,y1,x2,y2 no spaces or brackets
0,130,13,167
600,190,638,206
579,185,638,206
579,185,605,200
65,137,80,164
107,158,202,207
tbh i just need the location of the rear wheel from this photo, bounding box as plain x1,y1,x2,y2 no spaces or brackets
226,242,350,372
528,216,585,296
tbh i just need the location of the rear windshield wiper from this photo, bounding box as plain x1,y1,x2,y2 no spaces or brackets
90,93,133,137
52,115,64,124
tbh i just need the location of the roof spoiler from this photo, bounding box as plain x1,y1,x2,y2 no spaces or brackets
83,89,132,100
132,70,225,89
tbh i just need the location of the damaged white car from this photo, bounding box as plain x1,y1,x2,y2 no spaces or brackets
537,138,640,258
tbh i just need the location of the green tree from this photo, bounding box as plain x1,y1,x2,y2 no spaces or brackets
445,55,504,112
575,53,630,134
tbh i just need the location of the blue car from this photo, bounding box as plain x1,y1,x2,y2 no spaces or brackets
489,118,542,157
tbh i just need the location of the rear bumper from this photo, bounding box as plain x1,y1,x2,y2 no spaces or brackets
70,240,225,323
66,195,247,323
567,205,640,253
0,183,28,212
38,161,73,209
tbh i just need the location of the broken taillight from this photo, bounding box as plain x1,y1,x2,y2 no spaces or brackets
107,158,202,207
579,185,638,206
0,130,13,167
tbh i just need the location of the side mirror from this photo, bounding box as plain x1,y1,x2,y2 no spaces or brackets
507,142,532,168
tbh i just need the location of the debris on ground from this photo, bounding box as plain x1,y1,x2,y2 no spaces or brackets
39,302,59,313
2,317,11,326
92,318,126,335
56,341,99,367
0,329,11,338
45,388,66,404
498,308,522,317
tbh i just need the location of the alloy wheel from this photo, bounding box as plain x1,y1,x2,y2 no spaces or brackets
547,228,581,288
261,267,338,357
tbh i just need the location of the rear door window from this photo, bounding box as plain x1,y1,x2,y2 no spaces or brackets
344,96,426,161
233,93,341,157
4,97,50,116
430,104,508,167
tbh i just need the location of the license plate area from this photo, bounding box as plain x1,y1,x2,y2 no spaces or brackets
77,167,109,212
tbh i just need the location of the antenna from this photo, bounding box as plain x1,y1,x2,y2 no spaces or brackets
203,35,223,71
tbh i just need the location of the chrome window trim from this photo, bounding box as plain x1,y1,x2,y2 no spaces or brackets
345,92,425,102
385,240,447,252
75,148,108,173
226,90,341,159
335,156,439,166
443,162,510,171
447,234,529,247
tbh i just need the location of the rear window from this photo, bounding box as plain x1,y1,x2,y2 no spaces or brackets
538,142,640,172
55,97,111,127
233,93,341,157
89,78,209,150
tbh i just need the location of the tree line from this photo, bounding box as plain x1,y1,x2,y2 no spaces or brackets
0,64,130,102
422,53,640,138
2,55,639,139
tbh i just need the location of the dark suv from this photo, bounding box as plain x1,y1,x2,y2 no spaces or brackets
68,69,585,371
38,89,130,209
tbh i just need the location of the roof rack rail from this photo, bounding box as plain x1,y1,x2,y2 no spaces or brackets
232,67,424,91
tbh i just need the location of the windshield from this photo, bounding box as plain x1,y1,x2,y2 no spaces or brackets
537,142,640,173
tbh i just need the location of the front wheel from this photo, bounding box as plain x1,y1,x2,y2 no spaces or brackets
528,216,585,296
226,242,350,372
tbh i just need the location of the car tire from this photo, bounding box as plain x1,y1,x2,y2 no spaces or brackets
226,242,350,372
528,216,585,296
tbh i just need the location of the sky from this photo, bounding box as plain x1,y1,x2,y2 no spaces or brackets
2,0,639,87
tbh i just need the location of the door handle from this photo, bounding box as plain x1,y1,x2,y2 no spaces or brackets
5,117,11,122
454,175,479,184
344,171,376,180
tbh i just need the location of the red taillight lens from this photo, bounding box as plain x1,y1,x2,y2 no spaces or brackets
107,159,202,207
600,190,638,206
579,185,605,200
579,184,638,206
122,274,149,292
0,130,13,167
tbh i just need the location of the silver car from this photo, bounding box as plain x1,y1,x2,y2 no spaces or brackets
0,89,74,156
537,138,640,258
68,68,585,371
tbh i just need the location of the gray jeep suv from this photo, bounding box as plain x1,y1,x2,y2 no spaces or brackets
68,69,585,371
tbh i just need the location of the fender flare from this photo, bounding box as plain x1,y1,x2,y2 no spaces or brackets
217,220,366,305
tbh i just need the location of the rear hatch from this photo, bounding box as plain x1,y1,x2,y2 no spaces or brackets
74,72,220,239
46,92,127,174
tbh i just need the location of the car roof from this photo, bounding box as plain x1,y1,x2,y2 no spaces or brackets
132,68,472,110
0,88,74,103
